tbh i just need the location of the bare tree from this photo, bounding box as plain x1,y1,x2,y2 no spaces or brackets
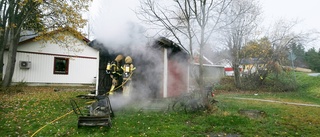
137,0,233,109
221,0,261,88
266,20,306,75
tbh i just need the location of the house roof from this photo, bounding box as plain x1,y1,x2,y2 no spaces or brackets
153,37,190,61
89,37,190,60
19,27,90,44
88,39,111,55
154,37,189,55
192,50,214,65
19,30,38,42
241,58,265,65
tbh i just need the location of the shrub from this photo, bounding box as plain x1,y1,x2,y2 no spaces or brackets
264,71,297,92
240,74,261,90
215,77,237,91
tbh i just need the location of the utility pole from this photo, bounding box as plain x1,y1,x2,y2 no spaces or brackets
288,48,296,82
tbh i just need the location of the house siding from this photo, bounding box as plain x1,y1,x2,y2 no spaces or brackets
159,45,189,98
167,60,188,97
4,35,99,85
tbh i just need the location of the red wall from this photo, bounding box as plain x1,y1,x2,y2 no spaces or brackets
167,60,188,97
224,67,243,71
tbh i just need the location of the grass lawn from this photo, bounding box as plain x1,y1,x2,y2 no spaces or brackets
1,73,320,136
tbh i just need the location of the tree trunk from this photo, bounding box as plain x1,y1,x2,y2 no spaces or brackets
0,46,4,82
233,63,241,88
0,38,5,82
198,47,207,107
199,1,210,109
0,26,9,82
232,44,242,88
2,30,19,87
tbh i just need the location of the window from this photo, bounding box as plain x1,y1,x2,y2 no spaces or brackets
54,57,69,74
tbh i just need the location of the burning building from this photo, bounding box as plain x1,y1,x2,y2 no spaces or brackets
89,37,190,99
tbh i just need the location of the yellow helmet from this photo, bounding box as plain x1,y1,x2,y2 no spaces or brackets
125,56,132,64
115,55,124,62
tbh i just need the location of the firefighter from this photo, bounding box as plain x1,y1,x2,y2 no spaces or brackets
106,54,124,95
106,55,135,96
121,56,136,96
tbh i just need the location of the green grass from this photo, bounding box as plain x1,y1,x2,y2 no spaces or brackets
1,73,320,136
218,72,320,105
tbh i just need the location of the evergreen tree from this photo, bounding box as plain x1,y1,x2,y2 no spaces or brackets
305,48,320,72
290,42,307,68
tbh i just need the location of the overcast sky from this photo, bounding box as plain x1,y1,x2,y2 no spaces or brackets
86,0,320,50
261,0,320,50
262,0,320,31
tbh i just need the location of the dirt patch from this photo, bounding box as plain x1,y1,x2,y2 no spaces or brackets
230,97,320,108
238,109,267,119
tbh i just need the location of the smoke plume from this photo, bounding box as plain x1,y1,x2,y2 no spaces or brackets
90,0,165,110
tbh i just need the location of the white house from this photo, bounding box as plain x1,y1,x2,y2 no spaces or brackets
3,29,99,85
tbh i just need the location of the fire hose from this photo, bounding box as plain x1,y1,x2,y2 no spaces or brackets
30,110,74,137
85,71,133,104
109,71,133,93
30,72,133,137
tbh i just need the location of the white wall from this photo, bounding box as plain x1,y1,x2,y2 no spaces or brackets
4,35,99,84
190,64,225,85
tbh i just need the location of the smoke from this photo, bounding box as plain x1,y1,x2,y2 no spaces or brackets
90,0,166,110
91,0,147,51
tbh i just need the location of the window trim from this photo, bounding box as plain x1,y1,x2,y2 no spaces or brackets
53,57,69,75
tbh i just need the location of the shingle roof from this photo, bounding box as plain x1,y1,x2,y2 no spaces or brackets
18,28,90,44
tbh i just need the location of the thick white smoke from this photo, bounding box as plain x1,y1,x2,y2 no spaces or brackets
91,0,147,50
90,0,165,110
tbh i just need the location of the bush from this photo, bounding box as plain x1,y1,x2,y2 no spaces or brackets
295,72,320,97
216,71,298,92
215,77,237,91
264,71,297,92
240,74,262,90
